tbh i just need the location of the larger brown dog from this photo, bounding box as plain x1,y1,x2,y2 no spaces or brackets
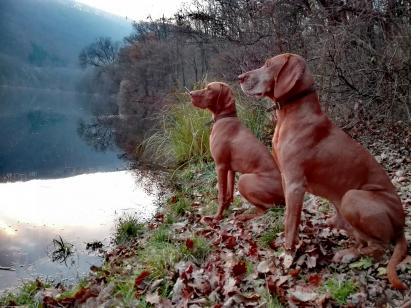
190,82,284,221
238,53,408,289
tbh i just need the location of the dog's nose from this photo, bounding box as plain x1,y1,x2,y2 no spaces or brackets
189,91,194,96
238,73,248,83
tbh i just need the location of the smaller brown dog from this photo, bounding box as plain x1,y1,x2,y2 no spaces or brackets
189,82,284,221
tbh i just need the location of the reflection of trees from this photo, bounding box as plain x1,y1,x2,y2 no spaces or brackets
77,114,154,156
77,117,115,152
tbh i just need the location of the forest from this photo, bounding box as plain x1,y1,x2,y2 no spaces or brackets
80,0,411,159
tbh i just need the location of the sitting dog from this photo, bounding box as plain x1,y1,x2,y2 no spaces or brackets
238,53,408,289
189,82,284,221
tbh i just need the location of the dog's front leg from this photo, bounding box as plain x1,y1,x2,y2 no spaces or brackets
226,170,235,204
283,179,306,251
214,165,229,220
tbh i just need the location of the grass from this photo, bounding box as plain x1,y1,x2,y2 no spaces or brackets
259,208,285,248
324,277,358,305
0,280,47,307
317,197,332,214
139,242,183,279
114,213,145,245
51,235,74,265
140,84,273,169
112,275,138,305
57,278,88,299
169,195,191,217
349,257,373,270
150,225,172,244
142,93,212,167
261,289,283,308
180,236,212,263
236,94,272,141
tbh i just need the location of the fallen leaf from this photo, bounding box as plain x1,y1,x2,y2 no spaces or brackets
283,253,294,269
232,260,247,277
257,260,270,274
185,238,194,250
134,271,150,289
289,286,318,302
306,255,317,268
288,268,300,277
308,274,322,286
145,292,161,305
224,236,237,249
276,275,289,287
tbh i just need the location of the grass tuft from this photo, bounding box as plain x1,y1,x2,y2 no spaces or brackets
180,236,212,263
169,196,191,217
139,242,183,279
0,280,47,307
324,277,358,305
259,208,284,248
114,214,145,245
142,94,211,166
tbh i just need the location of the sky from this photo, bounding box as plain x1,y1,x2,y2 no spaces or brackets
75,0,187,21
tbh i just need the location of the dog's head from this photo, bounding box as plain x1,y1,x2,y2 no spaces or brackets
238,53,315,103
189,82,236,115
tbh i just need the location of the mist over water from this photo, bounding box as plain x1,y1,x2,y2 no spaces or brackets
0,85,126,179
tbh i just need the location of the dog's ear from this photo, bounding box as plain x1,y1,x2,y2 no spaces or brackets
217,83,235,113
273,54,305,101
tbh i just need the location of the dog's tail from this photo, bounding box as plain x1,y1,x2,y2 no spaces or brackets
387,233,408,290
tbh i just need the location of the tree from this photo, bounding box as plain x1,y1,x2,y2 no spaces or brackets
79,37,119,68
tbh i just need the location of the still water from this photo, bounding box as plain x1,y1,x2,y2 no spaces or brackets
0,86,157,291
0,171,158,291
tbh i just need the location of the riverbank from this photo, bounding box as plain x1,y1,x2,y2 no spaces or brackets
1,128,410,306
1,98,410,306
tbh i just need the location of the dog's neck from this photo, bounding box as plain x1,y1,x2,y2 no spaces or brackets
212,111,237,123
274,84,316,110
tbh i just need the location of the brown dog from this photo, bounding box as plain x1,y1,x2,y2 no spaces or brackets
238,54,408,289
189,82,284,221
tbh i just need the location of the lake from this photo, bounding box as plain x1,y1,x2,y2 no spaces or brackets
0,86,157,292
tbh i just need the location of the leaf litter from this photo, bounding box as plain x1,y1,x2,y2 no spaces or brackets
31,125,411,307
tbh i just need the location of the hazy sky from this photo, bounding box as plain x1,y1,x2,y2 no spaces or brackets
75,0,187,21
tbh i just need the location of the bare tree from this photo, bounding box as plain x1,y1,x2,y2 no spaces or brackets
79,37,120,68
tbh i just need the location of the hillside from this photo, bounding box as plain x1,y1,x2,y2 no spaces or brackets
0,0,132,67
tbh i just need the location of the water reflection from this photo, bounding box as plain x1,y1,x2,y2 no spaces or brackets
0,171,158,291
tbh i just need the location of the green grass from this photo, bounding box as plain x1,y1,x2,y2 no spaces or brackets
258,209,285,248
0,280,48,307
317,197,332,214
236,94,272,141
58,278,88,300
324,277,358,305
142,94,211,166
150,225,172,244
180,236,211,263
114,214,145,245
261,289,283,308
169,196,191,217
140,84,273,168
139,242,183,279
349,257,373,270
112,275,138,305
